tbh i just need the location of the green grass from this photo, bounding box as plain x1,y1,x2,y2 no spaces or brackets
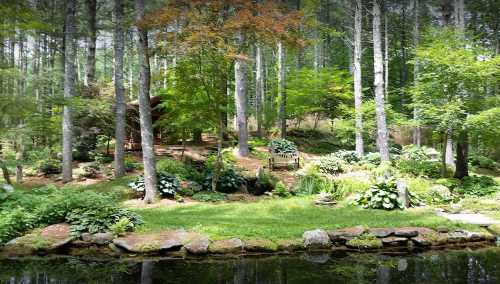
134,196,478,242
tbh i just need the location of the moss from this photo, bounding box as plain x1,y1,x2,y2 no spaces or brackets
244,239,278,252
346,234,383,249
137,241,162,253
489,224,500,235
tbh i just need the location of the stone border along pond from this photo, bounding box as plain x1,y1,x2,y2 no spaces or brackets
1,223,499,258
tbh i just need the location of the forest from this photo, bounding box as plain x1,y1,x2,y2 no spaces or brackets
0,0,500,281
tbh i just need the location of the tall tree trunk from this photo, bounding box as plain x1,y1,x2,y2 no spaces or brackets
372,0,390,162
278,41,286,139
86,0,97,86
353,0,364,158
384,13,389,100
445,128,455,167
255,44,264,137
454,131,469,179
0,158,11,185
135,0,158,203
114,0,126,178
412,0,421,146
62,0,77,183
234,32,249,157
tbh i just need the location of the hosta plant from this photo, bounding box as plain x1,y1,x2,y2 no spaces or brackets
352,179,404,210
268,139,298,154
129,172,181,197
203,168,246,193
318,154,344,175
332,150,359,163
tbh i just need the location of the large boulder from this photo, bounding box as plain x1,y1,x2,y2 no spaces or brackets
303,229,331,249
113,230,188,253
208,238,244,254
81,232,114,245
184,234,210,255
5,223,74,254
328,226,366,242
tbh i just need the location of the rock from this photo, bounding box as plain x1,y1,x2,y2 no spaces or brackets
245,239,278,252
0,184,14,193
393,228,419,238
303,229,331,249
113,230,186,253
184,235,210,255
411,236,432,246
436,226,449,233
276,239,304,252
5,223,74,253
82,232,114,245
314,193,337,206
446,231,468,243
465,231,487,242
208,238,244,254
368,228,394,238
381,236,408,246
327,226,366,242
396,180,409,208
429,185,451,199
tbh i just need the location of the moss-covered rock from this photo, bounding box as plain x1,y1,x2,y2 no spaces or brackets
208,238,244,254
276,239,304,252
346,234,383,250
244,239,278,252
3,223,74,255
112,230,187,253
489,224,500,235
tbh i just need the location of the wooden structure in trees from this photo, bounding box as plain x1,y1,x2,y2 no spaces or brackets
125,95,165,150
268,149,300,170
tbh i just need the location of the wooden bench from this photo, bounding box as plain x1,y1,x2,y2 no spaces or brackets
268,150,300,170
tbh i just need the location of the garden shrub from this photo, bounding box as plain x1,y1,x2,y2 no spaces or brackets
294,165,334,195
192,191,226,202
203,168,245,193
129,172,181,197
157,158,193,179
124,155,142,172
35,158,62,175
361,152,381,165
205,149,236,171
110,217,134,237
273,181,291,197
352,179,404,210
318,154,344,175
331,150,359,163
268,139,298,154
454,175,499,197
468,155,497,170
0,208,35,245
397,160,442,178
79,163,100,178
66,205,142,237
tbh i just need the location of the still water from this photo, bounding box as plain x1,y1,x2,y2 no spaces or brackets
1,247,500,284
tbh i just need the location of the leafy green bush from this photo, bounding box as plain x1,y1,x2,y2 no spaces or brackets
0,208,35,245
352,179,404,210
110,217,134,237
318,154,344,175
192,191,226,202
332,150,359,163
80,163,100,178
129,172,181,197
273,181,291,197
203,168,245,193
469,155,497,170
156,158,201,180
66,205,142,237
0,187,140,244
293,167,335,195
35,158,62,175
397,160,442,178
454,175,499,197
124,155,142,172
361,152,381,165
268,139,298,154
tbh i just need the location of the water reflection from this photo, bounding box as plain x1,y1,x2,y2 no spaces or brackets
1,248,499,284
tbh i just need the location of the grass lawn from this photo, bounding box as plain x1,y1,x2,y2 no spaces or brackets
134,196,479,242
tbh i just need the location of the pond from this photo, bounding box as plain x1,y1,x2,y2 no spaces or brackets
1,247,500,284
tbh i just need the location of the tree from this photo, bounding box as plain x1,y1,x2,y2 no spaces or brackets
372,0,390,162
62,0,77,182
86,0,97,86
255,44,264,137
277,41,287,139
114,0,126,177
412,0,421,146
353,0,364,158
234,32,249,157
135,0,158,203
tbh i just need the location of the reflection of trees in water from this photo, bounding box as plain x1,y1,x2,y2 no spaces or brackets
1,249,500,283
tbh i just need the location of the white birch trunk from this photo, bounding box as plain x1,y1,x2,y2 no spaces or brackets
412,0,422,146
353,0,364,158
372,0,390,162
62,0,77,182
277,41,286,139
135,0,158,203
255,44,264,137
